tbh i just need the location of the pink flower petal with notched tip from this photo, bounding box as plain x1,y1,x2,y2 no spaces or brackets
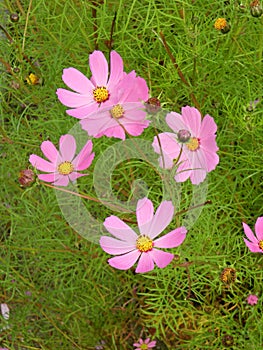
181,105,201,135
255,217,263,241
243,239,262,253
135,252,155,273
89,51,108,86
107,51,124,89
67,104,99,119
108,250,141,270
149,249,174,269
243,222,258,243
29,155,56,172
243,218,263,253
40,141,60,163
56,88,92,108
99,236,136,255
72,141,94,171
103,216,138,242
38,173,60,183
136,197,154,230
68,172,86,182
147,201,174,239
59,134,76,161
61,67,93,94
154,227,187,248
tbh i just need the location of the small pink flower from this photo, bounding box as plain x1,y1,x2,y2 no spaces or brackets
246,294,258,305
29,134,94,186
80,71,149,139
56,51,124,119
243,217,263,253
133,338,156,350
152,106,219,185
100,197,187,273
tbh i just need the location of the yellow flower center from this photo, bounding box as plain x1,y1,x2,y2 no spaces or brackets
186,137,200,151
136,235,153,252
110,104,124,119
259,240,263,250
214,18,227,30
93,86,109,103
57,161,74,175
26,73,40,85
140,345,149,350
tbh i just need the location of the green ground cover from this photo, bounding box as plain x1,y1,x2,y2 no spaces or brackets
0,0,263,349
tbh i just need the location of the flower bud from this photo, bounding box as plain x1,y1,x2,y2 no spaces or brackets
18,169,35,187
250,0,263,17
10,13,19,22
177,129,191,143
145,97,161,114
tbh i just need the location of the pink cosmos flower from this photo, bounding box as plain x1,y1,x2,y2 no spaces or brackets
80,71,149,139
100,197,187,273
152,106,219,185
246,294,258,305
243,217,263,253
133,338,156,350
29,134,94,186
56,51,124,119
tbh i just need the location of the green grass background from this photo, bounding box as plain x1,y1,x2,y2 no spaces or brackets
0,0,263,349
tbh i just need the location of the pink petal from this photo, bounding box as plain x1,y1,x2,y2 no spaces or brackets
148,201,174,239
53,175,70,187
72,140,94,171
181,106,201,135
122,121,149,138
61,67,94,94
40,141,60,163
189,168,207,185
136,197,154,234
56,88,92,108
38,173,59,183
66,103,99,119
95,124,126,140
108,250,141,270
103,216,138,242
152,133,182,165
80,111,117,137
68,172,86,182
59,134,76,161
89,51,108,86
244,238,262,253
200,135,219,154
100,236,135,255
29,154,56,172
107,51,124,89
243,222,258,243
255,217,263,241
166,111,186,132
148,340,157,348
199,114,217,137
149,249,174,268
174,158,192,183
135,252,155,273
154,226,187,248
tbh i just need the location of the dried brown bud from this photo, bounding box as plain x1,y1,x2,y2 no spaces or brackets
10,13,19,23
220,267,236,286
18,169,35,187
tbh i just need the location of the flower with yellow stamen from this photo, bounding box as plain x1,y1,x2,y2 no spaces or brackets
214,18,230,34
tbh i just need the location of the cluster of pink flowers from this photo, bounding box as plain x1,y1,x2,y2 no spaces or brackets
28,50,222,273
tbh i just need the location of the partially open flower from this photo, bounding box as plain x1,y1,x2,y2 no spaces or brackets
145,97,161,114
214,18,230,34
